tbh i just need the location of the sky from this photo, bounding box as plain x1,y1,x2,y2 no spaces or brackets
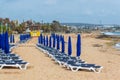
0,0,120,24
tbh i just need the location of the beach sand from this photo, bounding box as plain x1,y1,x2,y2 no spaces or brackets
0,33,120,80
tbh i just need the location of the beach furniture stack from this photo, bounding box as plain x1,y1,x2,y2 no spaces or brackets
36,33,103,73
19,33,31,43
0,32,29,70
0,52,29,70
9,34,15,43
9,34,18,51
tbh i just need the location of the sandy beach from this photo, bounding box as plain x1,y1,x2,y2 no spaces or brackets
0,33,120,80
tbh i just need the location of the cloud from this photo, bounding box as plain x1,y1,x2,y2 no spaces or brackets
0,0,120,24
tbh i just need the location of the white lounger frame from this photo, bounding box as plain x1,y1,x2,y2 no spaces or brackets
0,63,29,70
67,65,103,73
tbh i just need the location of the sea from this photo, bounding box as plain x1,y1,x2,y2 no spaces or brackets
60,23,103,28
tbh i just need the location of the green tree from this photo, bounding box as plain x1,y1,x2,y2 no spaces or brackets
50,20,61,32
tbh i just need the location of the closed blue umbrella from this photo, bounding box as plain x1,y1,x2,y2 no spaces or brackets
23,34,25,40
42,36,44,45
60,35,63,42
39,35,41,44
57,35,60,50
61,36,65,53
10,34,15,43
38,36,40,44
13,35,15,43
76,34,81,57
53,35,56,48
5,32,9,54
46,36,48,46
68,36,72,56
55,34,58,40
0,34,2,48
51,33,55,38
21,34,23,41
1,33,5,51
49,36,52,47
10,35,12,43
40,34,43,44
24,34,25,40
43,36,46,46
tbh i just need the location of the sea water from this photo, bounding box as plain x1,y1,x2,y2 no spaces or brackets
102,32,120,36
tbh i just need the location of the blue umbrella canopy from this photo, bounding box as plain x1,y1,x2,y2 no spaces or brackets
76,34,81,57
13,35,15,43
10,35,12,43
68,36,72,56
42,36,44,45
57,35,60,50
5,32,9,54
10,34,15,43
49,36,52,47
43,36,46,46
38,36,40,44
1,33,5,50
61,36,65,53
21,34,23,41
51,33,55,38
40,34,43,44
55,34,58,40
53,35,56,48
0,34,2,48
39,35,41,44
60,35,63,42
46,36,48,46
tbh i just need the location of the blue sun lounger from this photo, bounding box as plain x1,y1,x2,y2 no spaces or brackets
36,44,56,55
0,53,29,70
55,56,86,66
36,44,49,54
0,60,29,70
0,49,4,54
66,62,103,73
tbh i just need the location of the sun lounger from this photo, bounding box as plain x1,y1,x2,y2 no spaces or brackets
67,62,103,73
17,61,29,70
7,53,19,57
36,44,56,55
55,56,86,66
0,52,29,70
0,54,19,57
0,60,29,70
36,44,48,53
0,49,4,53
0,54,6,56
51,53,68,60
11,56,21,60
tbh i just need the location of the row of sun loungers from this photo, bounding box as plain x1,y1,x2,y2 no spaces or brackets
19,34,31,43
19,38,30,43
36,44,103,73
0,49,29,70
